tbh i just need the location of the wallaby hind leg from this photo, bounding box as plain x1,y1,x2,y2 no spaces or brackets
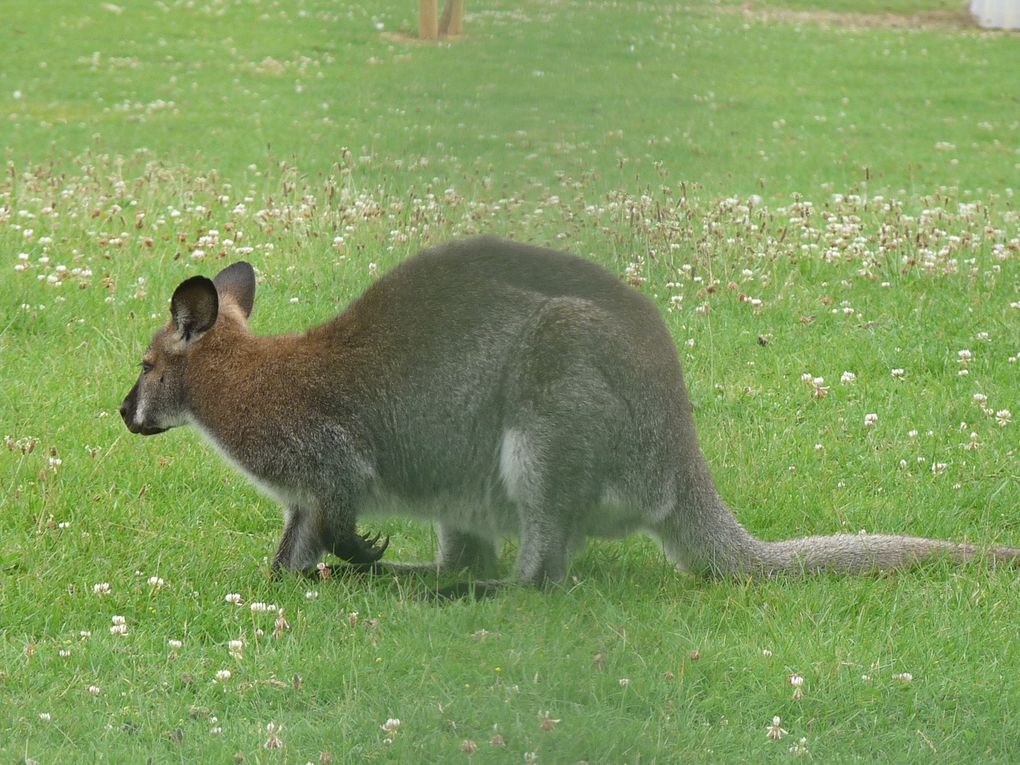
499,426,582,587
501,298,624,587
430,522,568,598
437,525,500,578
429,523,504,598
272,505,328,576
514,509,571,586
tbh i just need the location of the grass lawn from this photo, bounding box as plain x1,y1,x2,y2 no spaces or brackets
1,0,1018,762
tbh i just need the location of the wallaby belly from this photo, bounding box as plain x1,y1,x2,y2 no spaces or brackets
359,480,519,539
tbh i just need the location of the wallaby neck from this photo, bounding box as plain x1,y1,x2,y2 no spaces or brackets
186,329,324,435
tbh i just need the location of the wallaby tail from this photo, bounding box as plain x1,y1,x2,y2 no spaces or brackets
743,533,1020,576
659,492,1020,578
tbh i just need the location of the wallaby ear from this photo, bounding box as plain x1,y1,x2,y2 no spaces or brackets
170,276,219,343
213,261,256,319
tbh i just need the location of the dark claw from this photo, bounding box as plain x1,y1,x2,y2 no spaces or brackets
332,529,390,565
369,534,390,558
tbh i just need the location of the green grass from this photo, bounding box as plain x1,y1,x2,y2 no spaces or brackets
2,0,1017,199
743,0,968,15
1,0,1019,762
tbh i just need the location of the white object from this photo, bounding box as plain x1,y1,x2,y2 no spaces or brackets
971,0,1020,29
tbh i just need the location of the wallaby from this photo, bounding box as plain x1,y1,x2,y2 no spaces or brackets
120,237,1020,592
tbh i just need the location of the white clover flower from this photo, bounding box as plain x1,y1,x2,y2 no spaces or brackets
766,716,788,741
381,717,401,744
864,413,878,427
789,673,805,699
789,737,809,756
273,609,290,638
538,710,561,731
264,721,283,749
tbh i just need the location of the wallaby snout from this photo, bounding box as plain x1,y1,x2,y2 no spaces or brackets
119,380,168,436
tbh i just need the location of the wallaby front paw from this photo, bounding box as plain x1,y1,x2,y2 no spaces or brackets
332,530,390,566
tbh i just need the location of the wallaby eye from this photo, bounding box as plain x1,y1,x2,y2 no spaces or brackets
141,361,154,374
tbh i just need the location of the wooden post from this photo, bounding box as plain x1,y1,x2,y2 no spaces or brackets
439,0,464,35
419,0,438,38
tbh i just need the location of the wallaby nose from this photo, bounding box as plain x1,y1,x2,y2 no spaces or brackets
120,383,138,426
119,390,137,425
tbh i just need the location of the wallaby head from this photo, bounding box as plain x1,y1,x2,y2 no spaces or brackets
120,262,256,436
